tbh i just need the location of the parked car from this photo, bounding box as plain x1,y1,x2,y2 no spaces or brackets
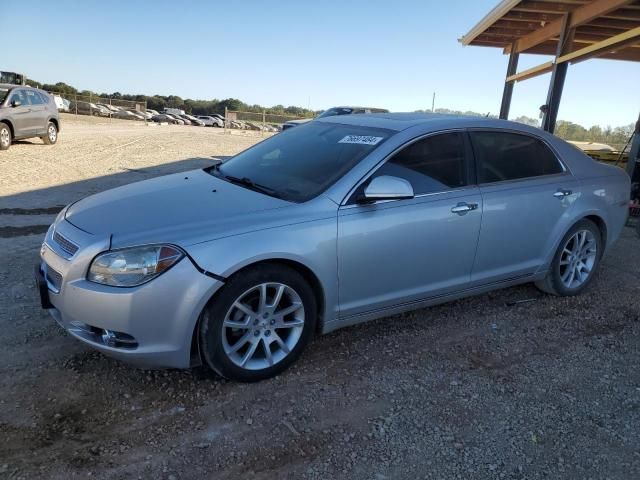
53,95,70,112
0,85,60,150
282,106,389,130
147,109,160,116
197,116,223,127
36,114,630,381
163,113,185,125
135,110,153,120
152,114,180,124
70,101,110,117
181,114,205,126
112,110,145,121
96,103,120,114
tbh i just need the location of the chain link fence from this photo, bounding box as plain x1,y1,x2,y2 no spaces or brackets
224,109,309,135
47,92,147,122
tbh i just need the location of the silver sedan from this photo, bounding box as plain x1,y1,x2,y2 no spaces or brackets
37,113,630,381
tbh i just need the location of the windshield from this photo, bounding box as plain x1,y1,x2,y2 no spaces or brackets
316,107,355,119
212,122,392,202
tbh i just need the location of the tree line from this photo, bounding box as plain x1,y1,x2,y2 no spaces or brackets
28,80,316,118
31,80,634,149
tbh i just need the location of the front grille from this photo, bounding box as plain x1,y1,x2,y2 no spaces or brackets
53,231,79,256
45,264,63,292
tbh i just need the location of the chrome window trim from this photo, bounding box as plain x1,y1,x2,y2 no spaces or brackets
338,184,480,211
466,127,572,186
340,128,470,207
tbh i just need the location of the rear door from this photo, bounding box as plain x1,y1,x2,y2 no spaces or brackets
24,90,48,135
468,129,578,285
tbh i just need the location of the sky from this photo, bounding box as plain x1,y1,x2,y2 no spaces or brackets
4,0,639,128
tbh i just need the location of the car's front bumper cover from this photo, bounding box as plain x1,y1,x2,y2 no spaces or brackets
38,221,223,369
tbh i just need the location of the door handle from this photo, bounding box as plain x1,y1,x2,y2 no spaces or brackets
451,202,478,215
553,189,572,198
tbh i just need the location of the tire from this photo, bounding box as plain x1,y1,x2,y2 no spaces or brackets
199,264,317,382
535,219,602,296
41,121,58,145
0,122,11,150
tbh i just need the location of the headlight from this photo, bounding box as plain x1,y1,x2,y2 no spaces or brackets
88,245,184,287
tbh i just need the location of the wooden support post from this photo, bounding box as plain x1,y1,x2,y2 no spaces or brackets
500,44,519,120
542,14,574,133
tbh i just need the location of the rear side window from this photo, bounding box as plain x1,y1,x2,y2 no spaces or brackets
24,90,44,105
371,132,468,194
470,131,563,183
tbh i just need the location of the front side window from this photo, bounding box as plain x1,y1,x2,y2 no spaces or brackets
213,122,392,202
369,132,468,195
8,89,27,106
470,131,563,183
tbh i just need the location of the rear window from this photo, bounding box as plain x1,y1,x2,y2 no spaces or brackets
0,88,8,103
214,122,393,202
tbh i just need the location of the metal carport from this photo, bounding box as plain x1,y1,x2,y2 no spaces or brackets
459,0,640,179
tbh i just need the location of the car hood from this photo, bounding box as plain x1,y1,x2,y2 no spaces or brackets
65,169,293,247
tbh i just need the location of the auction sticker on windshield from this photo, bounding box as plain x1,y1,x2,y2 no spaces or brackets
338,135,384,145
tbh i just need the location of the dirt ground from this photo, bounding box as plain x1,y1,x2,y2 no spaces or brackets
1,116,639,479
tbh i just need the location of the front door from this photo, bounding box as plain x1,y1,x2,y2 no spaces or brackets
337,131,482,318
6,89,32,137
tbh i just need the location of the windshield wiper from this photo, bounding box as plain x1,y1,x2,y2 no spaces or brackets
220,173,283,199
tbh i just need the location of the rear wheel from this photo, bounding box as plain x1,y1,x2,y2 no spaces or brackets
41,122,58,145
199,264,317,382
0,122,11,150
535,219,602,296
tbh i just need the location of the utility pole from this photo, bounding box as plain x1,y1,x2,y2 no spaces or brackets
431,92,436,112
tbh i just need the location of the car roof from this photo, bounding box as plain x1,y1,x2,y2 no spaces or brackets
316,112,547,136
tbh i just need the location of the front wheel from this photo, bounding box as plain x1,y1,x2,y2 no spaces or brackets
535,219,602,296
199,264,317,382
41,122,58,145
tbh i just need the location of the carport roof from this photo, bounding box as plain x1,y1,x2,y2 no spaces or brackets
459,0,640,63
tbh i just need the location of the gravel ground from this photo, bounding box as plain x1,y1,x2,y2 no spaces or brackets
1,117,639,479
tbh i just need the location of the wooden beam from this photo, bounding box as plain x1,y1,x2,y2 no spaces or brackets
513,1,575,14
576,25,637,36
587,17,640,29
502,11,565,22
486,27,538,37
511,0,633,53
602,8,640,20
520,39,640,60
493,19,545,30
556,25,640,63
506,61,555,82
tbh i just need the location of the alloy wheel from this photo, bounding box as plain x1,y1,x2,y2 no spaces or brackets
559,229,597,289
0,127,9,147
48,125,57,143
222,282,305,370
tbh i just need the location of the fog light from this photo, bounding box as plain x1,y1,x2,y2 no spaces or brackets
101,330,117,347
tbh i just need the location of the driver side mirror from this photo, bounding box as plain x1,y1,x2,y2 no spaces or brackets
11,100,22,108
358,175,414,203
